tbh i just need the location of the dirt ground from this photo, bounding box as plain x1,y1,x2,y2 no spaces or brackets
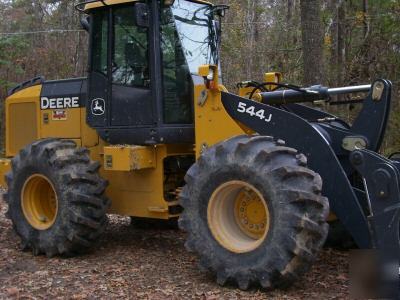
0,197,350,299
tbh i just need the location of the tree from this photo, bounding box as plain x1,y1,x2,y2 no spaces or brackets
0,0,400,154
299,0,324,85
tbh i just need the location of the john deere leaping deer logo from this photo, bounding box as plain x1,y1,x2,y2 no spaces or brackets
91,98,105,116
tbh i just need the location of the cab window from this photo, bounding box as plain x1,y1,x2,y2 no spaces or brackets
112,6,150,88
161,7,193,124
91,9,108,75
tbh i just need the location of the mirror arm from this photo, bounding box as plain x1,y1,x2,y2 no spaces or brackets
80,16,90,32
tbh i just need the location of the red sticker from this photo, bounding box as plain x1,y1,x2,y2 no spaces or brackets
52,110,67,121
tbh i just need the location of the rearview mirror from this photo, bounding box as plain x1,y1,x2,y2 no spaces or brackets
80,16,90,32
162,0,175,7
134,3,149,28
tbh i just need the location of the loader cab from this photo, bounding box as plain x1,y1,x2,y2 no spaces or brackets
84,0,222,145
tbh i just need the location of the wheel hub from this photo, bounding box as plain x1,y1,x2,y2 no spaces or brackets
207,181,270,253
21,174,58,230
235,189,267,239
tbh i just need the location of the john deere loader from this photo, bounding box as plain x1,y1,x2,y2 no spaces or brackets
1,0,399,292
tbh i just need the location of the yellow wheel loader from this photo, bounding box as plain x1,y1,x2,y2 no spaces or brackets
1,0,399,292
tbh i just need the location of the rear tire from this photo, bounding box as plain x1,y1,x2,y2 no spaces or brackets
5,139,110,257
179,135,329,290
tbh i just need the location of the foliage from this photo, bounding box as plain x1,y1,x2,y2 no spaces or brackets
219,0,400,153
0,0,399,153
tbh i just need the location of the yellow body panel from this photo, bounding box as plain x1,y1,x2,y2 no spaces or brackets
6,85,42,157
5,85,92,157
103,145,156,171
0,159,11,188
194,84,246,157
85,0,138,10
40,109,81,139
92,143,192,219
194,65,248,157
80,109,99,148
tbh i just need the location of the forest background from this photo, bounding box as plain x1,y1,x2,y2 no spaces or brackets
0,0,399,154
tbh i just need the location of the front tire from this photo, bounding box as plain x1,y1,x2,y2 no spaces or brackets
5,139,110,257
179,135,329,290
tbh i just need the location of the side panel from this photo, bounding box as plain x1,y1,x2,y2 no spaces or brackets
81,109,99,148
40,109,81,138
88,142,193,219
5,78,99,162
39,79,86,139
193,78,247,157
6,85,41,157
0,159,11,187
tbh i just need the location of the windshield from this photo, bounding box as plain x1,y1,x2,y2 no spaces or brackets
171,0,219,75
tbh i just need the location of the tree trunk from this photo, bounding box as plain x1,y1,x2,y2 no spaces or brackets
300,0,324,85
362,0,370,79
363,0,369,38
245,0,257,79
337,2,346,85
287,0,294,21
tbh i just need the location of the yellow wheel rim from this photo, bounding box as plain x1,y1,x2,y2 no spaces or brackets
21,174,58,230
207,181,270,254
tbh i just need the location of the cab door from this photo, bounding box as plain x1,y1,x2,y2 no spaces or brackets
87,4,153,129
111,5,153,127
87,8,109,128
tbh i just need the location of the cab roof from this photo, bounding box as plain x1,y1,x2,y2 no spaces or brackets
80,0,212,11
